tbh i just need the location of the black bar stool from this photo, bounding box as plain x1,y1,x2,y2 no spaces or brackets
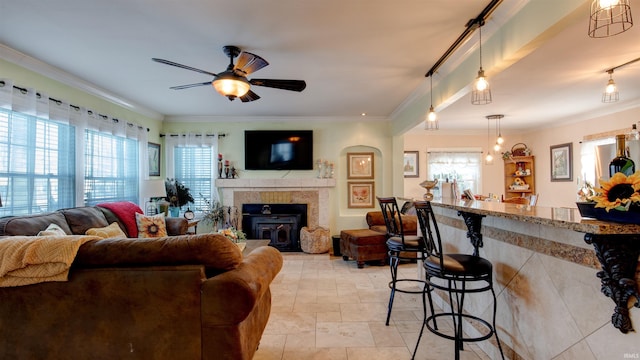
412,200,504,360
376,196,435,326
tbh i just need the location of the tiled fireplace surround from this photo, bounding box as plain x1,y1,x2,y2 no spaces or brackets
215,178,336,233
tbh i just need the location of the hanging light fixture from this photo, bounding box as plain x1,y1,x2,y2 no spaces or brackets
425,74,439,130
588,0,633,38
487,115,504,153
602,69,619,103
471,22,492,105
485,116,494,165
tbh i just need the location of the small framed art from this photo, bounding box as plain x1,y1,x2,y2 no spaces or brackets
403,151,419,178
550,142,572,182
148,142,161,177
348,181,375,208
347,152,374,179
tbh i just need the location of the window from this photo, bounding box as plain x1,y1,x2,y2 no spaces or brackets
173,146,214,211
427,150,482,195
84,130,139,205
0,108,75,215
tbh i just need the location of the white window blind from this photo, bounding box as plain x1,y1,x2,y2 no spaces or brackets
0,108,75,215
427,150,482,194
84,129,139,205
174,146,214,212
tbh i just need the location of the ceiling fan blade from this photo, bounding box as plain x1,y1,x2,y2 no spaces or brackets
249,79,306,92
152,58,218,77
169,81,212,90
234,52,269,76
240,90,261,102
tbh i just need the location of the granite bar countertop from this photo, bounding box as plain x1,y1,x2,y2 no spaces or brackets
430,199,640,235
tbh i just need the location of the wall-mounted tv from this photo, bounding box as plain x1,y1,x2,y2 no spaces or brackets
244,130,314,170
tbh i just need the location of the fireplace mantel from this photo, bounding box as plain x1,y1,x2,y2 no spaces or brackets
215,178,336,230
216,178,336,189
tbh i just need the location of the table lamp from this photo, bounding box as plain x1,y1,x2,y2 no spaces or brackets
141,179,167,215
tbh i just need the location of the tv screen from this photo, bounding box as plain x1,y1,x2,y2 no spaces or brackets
244,130,314,170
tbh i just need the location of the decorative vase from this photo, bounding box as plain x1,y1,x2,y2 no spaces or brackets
169,207,180,217
157,198,170,216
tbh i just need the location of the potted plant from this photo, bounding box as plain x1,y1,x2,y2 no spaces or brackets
199,194,226,231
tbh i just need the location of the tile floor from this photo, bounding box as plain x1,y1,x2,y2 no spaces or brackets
253,253,492,360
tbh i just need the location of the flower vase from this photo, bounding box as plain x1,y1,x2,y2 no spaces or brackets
169,207,180,217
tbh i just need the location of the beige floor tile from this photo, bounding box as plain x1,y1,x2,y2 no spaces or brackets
315,321,375,348
259,253,494,360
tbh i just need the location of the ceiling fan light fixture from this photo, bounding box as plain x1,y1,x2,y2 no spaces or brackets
589,0,633,38
212,72,250,99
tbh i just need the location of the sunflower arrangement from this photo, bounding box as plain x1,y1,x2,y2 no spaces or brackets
591,171,640,212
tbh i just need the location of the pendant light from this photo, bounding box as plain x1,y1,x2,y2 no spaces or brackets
488,114,504,151
471,22,492,105
485,117,494,165
588,0,633,38
602,69,619,103
425,74,439,130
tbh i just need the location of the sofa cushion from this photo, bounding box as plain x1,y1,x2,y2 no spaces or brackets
136,213,168,238
85,222,127,239
0,212,72,236
60,207,109,235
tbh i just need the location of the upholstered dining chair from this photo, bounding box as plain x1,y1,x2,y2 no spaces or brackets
376,196,433,326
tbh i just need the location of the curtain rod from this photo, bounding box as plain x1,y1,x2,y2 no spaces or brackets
425,0,503,78
160,133,226,138
0,80,149,132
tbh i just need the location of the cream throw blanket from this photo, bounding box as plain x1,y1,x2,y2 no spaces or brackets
0,235,99,287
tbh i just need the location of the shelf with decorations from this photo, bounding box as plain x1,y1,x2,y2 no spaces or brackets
503,155,535,198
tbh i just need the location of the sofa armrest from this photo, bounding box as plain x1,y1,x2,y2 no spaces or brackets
200,246,283,325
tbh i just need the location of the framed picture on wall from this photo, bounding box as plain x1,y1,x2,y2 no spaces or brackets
347,181,375,208
550,142,572,181
148,142,161,177
403,151,419,178
347,152,374,179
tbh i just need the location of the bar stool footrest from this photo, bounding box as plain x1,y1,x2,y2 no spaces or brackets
425,312,495,343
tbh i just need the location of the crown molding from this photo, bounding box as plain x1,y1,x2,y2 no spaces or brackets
0,43,163,121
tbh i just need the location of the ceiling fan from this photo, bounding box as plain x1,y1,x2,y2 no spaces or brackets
152,45,306,102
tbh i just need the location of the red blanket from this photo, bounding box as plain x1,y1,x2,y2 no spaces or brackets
97,201,143,237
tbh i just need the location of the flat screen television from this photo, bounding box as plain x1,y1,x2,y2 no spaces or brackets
244,130,314,170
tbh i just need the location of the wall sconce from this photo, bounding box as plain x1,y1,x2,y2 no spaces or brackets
471,23,492,105
589,0,633,38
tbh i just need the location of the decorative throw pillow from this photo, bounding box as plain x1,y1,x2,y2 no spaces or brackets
85,222,127,239
135,213,168,238
37,223,67,236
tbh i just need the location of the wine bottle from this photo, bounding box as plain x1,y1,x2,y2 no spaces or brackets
609,134,635,177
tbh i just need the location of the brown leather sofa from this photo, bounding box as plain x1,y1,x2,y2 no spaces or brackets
340,211,417,268
0,206,283,360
